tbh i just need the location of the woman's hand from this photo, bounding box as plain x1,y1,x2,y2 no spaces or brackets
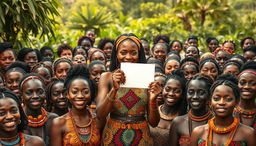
148,81,162,102
112,69,125,90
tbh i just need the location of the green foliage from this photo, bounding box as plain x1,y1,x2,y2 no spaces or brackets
68,5,113,36
2,0,255,53
0,0,60,49
140,2,169,18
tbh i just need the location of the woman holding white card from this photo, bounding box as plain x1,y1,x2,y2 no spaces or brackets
96,33,162,145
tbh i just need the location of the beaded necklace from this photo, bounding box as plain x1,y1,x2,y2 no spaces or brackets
0,132,25,146
188,109,212,135
158,105,179,121
206,117,240,146
69,111,92,144
27,107,48,128
235,107,256,127
235,107,256,118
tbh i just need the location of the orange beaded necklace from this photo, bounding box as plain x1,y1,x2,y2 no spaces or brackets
206,117,240,146
27,107,48,127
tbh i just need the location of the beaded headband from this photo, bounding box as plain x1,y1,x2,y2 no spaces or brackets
115,36,141,50
238,70,256,77
20,76,44,88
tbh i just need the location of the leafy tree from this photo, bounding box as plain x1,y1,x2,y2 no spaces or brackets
0,0,60,48
68,5,114,36
174,0,230,31
139,2,169,18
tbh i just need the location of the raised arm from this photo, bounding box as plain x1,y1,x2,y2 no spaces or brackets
147,81,161,127
96,70,125,121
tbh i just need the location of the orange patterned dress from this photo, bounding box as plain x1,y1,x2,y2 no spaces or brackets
62,112,100,146
102,88,153,145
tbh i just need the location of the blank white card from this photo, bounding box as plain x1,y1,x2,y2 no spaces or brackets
120,63,155,88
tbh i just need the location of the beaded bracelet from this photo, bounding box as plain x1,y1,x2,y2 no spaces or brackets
149,102,158,107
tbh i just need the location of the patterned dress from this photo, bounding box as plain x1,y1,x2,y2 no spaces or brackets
197,139,247,146
150,126,169,146
62,113,100,146
102,88,153,145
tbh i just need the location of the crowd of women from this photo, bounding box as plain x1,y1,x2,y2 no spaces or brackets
0,30,255,146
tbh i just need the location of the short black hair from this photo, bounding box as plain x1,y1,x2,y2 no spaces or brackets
206,37,218,44
17,48,42,62
73,46,88,57
170,40,183,50
188,35,198,41
57,44,72,57
77,36,93,46
240,37,255,48
153,34,170,44
0,42,15,54
98,38,114,50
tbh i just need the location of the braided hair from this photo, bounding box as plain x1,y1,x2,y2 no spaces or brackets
0,87,28,132
30,62,53,78
187,73,214,100
46,78,64,111
164,69,187,115
210,74,240,101
52,58,72,75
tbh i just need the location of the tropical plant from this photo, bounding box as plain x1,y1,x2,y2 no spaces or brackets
68,5,114,36
174,0,230,31
0,0,60,48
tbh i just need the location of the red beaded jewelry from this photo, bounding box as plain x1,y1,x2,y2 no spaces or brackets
27,108,48,127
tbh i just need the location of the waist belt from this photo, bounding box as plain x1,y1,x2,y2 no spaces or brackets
110,113,146,124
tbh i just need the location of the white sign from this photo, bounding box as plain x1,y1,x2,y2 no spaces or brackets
120,63,155,88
